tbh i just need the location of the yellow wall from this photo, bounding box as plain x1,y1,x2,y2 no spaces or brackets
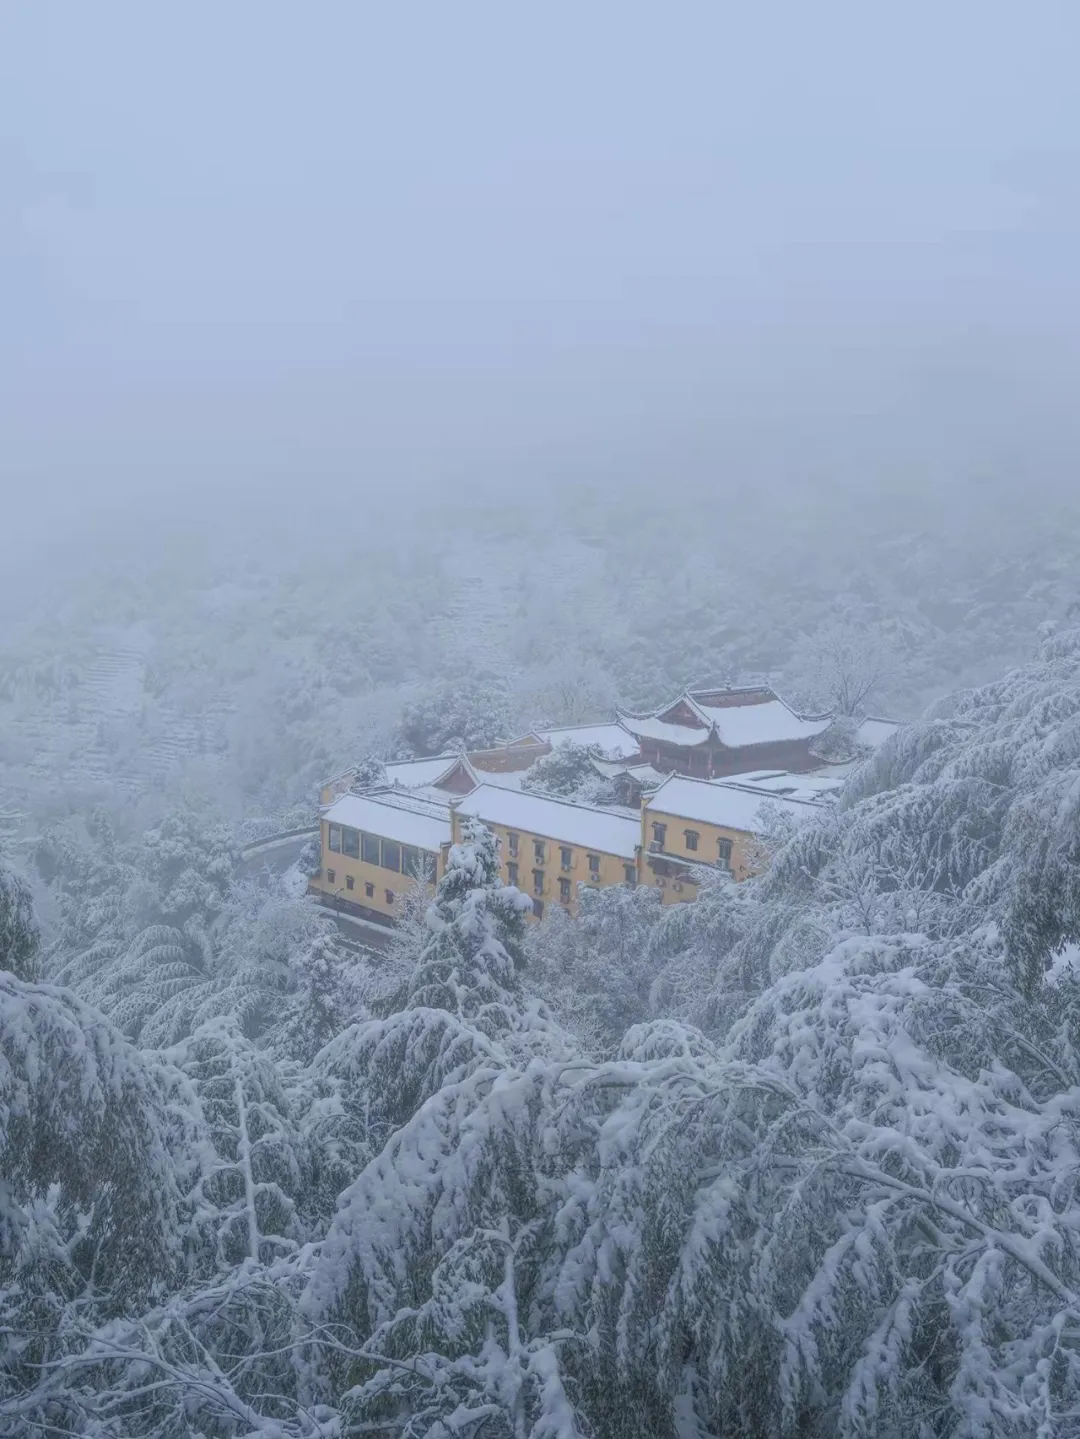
639,805,756,904
450,810,636,918
308,818,443,919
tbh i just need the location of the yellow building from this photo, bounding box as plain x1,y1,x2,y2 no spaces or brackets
309,790,451,921
450,783,641,918
311,741,833,926
640,773,819,903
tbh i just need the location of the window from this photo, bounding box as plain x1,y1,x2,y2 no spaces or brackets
532,869,544,896
684,829,699,852
385,889,394,905
402,845,421,879
328,824,341,853
507,861,519,887
559,877,571,903
345,874,354,891
587,853,600,879
365,881,375,898
326,868,336,884
560,846,573,871
651,821,666,846
717,837,733,869
533,839,546,863
362,833,380,865
624,864,636,886
342,826,360,858
507,831,519,857
380,840,401,872
533,899,544,919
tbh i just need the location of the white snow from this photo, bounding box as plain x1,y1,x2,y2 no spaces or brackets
453,784,642,858
855,716,902,748
646,774,822,832
617,712,713,747
385,754,462,787
322,791,452,850
693,698,833,746
536,721,640,759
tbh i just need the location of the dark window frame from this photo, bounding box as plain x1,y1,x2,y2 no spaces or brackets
532,869,545,896
361,832,380,865
587,852,601,878
328,824,342,853
559,876,571,903
533,838,546,863
684,829,699,852
507,860,519,887
380,839,401,873
560,846,573,871
342,826,360,858
651,821,667,846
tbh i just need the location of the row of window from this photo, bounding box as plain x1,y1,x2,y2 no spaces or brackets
650,820,733,866
506,858,637,898
327,824,437,881
324,870,396,905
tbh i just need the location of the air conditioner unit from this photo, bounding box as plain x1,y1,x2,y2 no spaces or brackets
658,877,667,888
673,881,683,893
648,840,663,853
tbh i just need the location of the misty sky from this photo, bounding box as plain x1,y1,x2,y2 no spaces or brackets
4,2,1080,526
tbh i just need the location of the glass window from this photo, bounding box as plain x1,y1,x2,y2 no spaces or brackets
533,899,544,919
624,864,636,886
342,827,360,858
328,824,341,853
684,830,699,852
362,833,380,865
587,853,600,878
507,861,519,887
559,877,571,903
345,874,354,890
402,845,420,878
532,869,544,896
560,846,573,870
385,889,394,905
717,837,733,868
651,822,666,846
380,840,401,872
365,881,374,898
326,868,335,884
508,831,519,857
533,839,545,863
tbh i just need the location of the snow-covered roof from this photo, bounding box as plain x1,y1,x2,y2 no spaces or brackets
691,698,832,746
384,754,462,788
729,771,845,801
453,785,641,860
535,722,640,759
855,716,902,749
616,711,713,747
591,758,666,785
646,775,821,833
322,791,452,852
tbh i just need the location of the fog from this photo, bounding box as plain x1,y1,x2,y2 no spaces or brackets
5,2,1080,539
8,15,1080,1434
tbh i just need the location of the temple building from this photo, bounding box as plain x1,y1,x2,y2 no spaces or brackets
309,694,900,924
617,685,897,778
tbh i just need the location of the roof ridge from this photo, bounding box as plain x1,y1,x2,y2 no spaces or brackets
455,782,640,819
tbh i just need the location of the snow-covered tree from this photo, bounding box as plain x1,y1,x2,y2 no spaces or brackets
520,740,616,804
0,852,38,980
